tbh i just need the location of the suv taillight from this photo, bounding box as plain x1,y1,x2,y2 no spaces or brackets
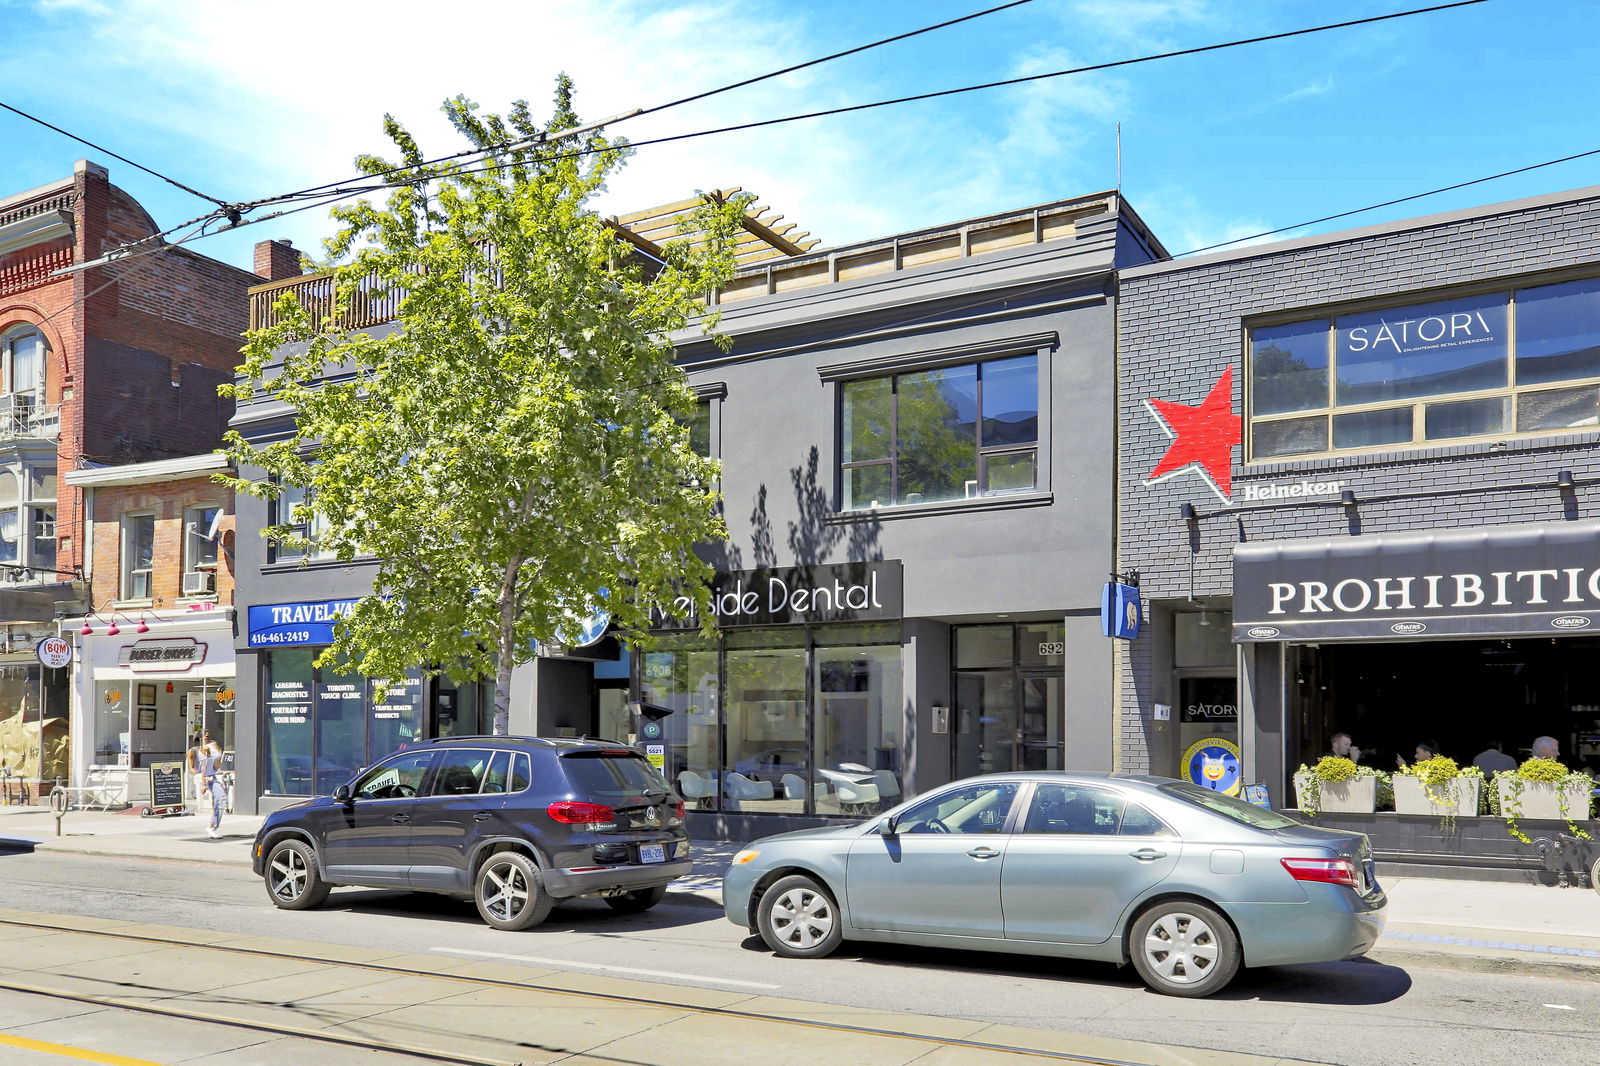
673,800,686,818
1280,856,1358,888
547,801,615,824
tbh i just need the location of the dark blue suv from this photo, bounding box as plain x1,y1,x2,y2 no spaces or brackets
252,737,689,930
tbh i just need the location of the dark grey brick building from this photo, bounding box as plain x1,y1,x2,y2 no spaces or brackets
1117,185,1600,814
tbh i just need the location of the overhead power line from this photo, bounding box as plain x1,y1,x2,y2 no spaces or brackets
226,0,1036,217
0,99,230,208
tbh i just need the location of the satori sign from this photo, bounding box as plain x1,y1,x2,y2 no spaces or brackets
36,635,73,668
117,637,207,672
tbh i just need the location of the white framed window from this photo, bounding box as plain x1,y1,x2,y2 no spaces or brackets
0,327,44,398
121,512,156,600
185,504,221,571
270,480,334,563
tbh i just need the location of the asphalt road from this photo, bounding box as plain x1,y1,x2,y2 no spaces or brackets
2,849,1596,1066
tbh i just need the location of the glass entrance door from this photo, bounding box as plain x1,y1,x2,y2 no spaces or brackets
952,623,1065,778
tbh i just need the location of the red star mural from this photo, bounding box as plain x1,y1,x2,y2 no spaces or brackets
1145,367,1241,500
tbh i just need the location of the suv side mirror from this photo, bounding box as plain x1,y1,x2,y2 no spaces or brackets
333,783,353,805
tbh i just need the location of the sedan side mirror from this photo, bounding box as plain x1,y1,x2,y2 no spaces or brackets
333,783,353,805
880,814,899,837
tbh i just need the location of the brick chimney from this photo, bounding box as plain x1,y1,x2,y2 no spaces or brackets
253,239,303,282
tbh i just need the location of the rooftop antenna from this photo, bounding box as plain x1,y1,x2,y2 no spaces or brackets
1116,122,1122,192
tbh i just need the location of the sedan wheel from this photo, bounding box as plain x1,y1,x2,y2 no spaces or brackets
1129,901,1240,997
264,839,331,911
757,874,843,958
474,852,555,931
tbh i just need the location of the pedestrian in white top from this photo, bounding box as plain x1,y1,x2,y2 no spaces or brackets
193,731,225,838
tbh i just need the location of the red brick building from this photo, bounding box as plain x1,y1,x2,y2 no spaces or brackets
63,454,237,804
0,159,294,799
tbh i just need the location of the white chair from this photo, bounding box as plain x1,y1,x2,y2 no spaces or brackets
780,773,809,800
872,769,902,804
677,770,715,809
830,777,880,814
724,772,775,801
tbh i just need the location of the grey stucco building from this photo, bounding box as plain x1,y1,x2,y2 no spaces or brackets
1116,185,1600,825
645,192,1164,838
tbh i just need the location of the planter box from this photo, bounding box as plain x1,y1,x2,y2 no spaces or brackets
1393,775,1480,818
1494,778,1595,822
1295,773,1377,813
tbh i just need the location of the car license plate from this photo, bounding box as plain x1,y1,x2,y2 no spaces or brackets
639,843,666,864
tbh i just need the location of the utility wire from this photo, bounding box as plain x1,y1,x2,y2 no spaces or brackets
0,99,230,208
1173,144,1600,258
628,0,1033,120
223,0,1034,216
218,0,1489,223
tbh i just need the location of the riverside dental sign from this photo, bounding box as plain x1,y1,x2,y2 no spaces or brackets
652,561,903,629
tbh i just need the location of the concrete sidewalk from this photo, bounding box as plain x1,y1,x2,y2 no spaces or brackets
3,803,1597,975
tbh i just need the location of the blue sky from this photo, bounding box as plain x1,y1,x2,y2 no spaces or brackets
2,0,1596,273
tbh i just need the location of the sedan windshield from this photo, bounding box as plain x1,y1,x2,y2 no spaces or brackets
1159,782,1300,830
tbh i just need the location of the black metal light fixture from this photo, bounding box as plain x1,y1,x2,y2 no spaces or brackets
1180,502,1197,520
1340,489,1357,509
1557,469,1575,489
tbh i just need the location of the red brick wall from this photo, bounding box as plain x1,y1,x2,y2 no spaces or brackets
0,161,257,581
85,475,235,612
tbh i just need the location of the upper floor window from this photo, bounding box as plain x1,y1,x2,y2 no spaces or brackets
1249,276,1600,459
270,480,334,563
0,328,44,398
185,504,221,571
121,513,155,600
689,400,712,458
840,354,1038,510
0,466,56,581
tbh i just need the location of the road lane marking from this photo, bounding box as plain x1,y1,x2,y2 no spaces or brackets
431,946,779,988
1544,1004,1574,1010
0,1032,164,1065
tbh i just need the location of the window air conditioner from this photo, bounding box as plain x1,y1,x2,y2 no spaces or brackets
182,571,216,596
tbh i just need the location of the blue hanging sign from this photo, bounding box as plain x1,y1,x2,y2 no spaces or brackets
1101,582,1142,639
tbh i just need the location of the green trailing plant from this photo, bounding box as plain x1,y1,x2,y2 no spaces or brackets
1395,755,1484,833
1493,757,1595,844
1296,757,1389,816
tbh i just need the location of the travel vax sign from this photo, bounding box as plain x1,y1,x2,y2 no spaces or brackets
1234,519,1600,641
247,598,360,647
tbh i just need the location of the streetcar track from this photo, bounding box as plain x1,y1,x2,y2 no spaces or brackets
0,915,1213,1066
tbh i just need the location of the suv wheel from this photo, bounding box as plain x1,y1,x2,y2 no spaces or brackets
264,839,331,910
757,874,842,958
604,885,667,914
475,851,555,930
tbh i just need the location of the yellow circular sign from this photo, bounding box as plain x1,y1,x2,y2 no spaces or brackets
1181,737,1242,795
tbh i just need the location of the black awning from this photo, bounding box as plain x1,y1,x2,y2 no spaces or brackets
1233,519,1600,642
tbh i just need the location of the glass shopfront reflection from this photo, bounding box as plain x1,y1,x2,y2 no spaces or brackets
639,624,902,816
953,622,1065,779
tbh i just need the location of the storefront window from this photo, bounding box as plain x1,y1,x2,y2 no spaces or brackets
639,624,902,816
262,652,429,796
93,680,131,765
814,639,901,814
262,649,315,794
639,634,719,800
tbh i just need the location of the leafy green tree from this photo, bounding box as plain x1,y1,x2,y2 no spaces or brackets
222,79,743,733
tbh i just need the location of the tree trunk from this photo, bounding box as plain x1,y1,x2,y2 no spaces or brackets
492,551,525,735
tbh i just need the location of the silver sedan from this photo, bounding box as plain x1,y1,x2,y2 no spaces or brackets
723,772,1386,997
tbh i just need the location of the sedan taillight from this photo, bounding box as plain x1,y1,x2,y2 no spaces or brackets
547,801,615,824
1280,856,1359,888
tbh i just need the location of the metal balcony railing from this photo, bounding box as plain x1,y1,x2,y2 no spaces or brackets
0,400,60,442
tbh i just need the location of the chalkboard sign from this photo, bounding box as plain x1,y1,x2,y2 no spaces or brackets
149,762,184,810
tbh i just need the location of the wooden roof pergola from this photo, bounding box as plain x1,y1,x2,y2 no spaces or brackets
609,188,820,267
